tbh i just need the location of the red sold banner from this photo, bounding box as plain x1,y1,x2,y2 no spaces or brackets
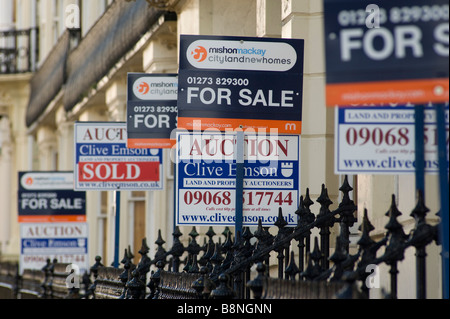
78,162,159,182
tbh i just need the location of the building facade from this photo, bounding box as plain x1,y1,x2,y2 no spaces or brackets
0,0,444,298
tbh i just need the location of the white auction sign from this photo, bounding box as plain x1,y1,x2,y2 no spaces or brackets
20,223,89,274
175,131,301,227
335,105,449,174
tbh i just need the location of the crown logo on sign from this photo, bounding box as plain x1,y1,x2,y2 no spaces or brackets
281,162,293,169
281,162,294,178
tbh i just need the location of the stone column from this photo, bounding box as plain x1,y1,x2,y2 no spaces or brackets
36,125,58,170
105,77,127,122
0,115,12,253
55,106,74,171
256,0,281,38
0,0,14,30
281,0,339,203
141,19,178,254
142,22,178,74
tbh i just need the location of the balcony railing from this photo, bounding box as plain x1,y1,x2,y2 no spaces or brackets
0,28,39,74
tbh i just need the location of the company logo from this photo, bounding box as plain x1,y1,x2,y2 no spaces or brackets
137,82,150,95
285,123,297,131
191,46,208,62
132,76,178,101
20,173,74,190
281,162,294,178
186,39,299,72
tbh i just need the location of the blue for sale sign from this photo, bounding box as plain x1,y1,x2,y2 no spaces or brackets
126,73,178,149
177,35,304,134
18,172,86,223
324,0,449,106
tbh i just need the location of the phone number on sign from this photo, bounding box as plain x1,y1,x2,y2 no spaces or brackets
133,106,177,113
337,4,449,27
23,254,86,263
344,126,449,147
183,190,294,206
186,76,250,86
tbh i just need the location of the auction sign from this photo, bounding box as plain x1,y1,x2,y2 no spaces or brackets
175,132,300,227
126,73,178,149
18,171,86,223
20,222,89,274
324,0,449,106
177,35,304,134
74,122,163,190
335,104,449,174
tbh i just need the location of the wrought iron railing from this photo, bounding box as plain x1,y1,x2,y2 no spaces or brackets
0,28,38,74
0,176,443,299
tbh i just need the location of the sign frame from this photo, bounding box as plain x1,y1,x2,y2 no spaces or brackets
74,122,164,191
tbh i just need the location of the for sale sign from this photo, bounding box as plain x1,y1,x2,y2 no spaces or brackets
20,223,89,274
126,73,178,149
175,132,300,227
18,172,86,223
335,104,449,174
177,35,304,134
74,122,163,190
324,0,449,106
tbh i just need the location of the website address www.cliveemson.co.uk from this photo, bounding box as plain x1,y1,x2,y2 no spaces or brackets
179,212,296,225
341,157,443,170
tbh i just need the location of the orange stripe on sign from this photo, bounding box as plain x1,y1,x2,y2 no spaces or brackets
18,215,87,223
178,117,302,134
326,78,449,107
127,138,176,149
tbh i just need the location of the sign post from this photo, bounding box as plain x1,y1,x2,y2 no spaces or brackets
235,128,245,238
436,103,449,299
414,105,425,197
113,190,121,268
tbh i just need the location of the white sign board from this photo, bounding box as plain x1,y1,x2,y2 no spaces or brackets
175,132,300,227
20,223,89,274
335,105,449,174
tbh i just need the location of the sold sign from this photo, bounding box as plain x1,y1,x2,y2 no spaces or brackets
74,122,164,190
78,162,159,182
